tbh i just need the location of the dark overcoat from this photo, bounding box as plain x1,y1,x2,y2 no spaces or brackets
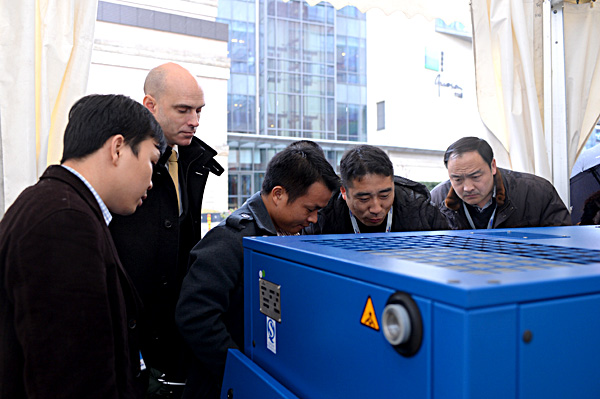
0,165,144,398
110,137,223,381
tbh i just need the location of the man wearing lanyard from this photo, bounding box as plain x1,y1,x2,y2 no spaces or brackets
431,136,571,229
304,144,449,235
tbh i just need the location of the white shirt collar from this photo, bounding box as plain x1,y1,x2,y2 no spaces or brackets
61,165,112,226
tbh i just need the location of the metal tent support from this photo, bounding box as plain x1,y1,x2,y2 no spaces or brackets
544,0,569,206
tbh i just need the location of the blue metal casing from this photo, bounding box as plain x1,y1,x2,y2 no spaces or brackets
226,226,600,398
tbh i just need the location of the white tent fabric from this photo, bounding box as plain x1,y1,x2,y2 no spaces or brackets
472,0,550,179
472,0,600,203
0,0,98,214
0,0,37,214
564,3,600,165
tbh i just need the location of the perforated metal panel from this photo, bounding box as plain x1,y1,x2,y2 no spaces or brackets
303,235,600,274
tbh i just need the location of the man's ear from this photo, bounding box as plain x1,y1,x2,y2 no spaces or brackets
340,186,347,201
110,135,126,166
490,158,497,176
271,186,286,206
143,94,158,114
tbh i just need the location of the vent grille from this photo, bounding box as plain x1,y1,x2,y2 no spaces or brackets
303,235,600,274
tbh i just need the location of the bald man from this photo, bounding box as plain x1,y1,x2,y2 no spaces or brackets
110,63,224,397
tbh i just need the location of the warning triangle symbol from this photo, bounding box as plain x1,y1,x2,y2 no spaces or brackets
360,296,380,331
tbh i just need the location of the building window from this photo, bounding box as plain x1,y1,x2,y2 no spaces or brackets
227,140,345,210
228,174,239,210
377,101,385,131
337,102,366,141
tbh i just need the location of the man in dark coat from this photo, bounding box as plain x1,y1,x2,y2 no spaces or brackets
304,144,448,235
175,143,340,399
0,94,166,398
110,63,223,396
579,190,600,225
431,136,571,229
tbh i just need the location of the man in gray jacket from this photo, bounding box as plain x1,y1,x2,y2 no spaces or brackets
431,136,571,229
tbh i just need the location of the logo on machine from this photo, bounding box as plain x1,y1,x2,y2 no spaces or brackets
267,316,277,354
360,296,380,331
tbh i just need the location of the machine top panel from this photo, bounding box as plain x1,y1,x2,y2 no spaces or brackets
243,226,600,308
306,233,600,273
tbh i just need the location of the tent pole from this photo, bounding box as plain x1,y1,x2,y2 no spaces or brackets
545,0,570,207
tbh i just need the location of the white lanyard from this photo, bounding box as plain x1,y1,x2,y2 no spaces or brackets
463,201,496,229
349,207,393,234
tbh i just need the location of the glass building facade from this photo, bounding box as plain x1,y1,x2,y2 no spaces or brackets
218,0,367,209
585,123,600,150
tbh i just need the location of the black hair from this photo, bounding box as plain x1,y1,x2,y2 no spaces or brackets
61,94,166,163
580,190,600,225
340,145,393,188
288,140,326,157
261,142,340,203
443,136,494,169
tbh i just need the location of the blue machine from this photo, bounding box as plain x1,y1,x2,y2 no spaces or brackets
221,226,600,399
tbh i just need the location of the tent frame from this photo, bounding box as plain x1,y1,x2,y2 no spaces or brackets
544,0,569,205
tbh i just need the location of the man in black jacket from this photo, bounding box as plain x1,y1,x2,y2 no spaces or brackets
431,136,571,229
304,144,448,235
176,143,340,399
110,63,223,397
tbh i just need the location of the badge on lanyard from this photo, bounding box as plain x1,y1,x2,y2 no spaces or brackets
139,351,146,371
349,207,394,234
463,201,496,229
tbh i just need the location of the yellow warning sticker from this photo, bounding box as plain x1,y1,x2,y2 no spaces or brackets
360,296,380,331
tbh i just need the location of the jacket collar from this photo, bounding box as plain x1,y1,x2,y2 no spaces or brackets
227,192,278,235
160,137,224,177
247,193,278,234
41,165,106,224
445,168,506,210
159,145,173,166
